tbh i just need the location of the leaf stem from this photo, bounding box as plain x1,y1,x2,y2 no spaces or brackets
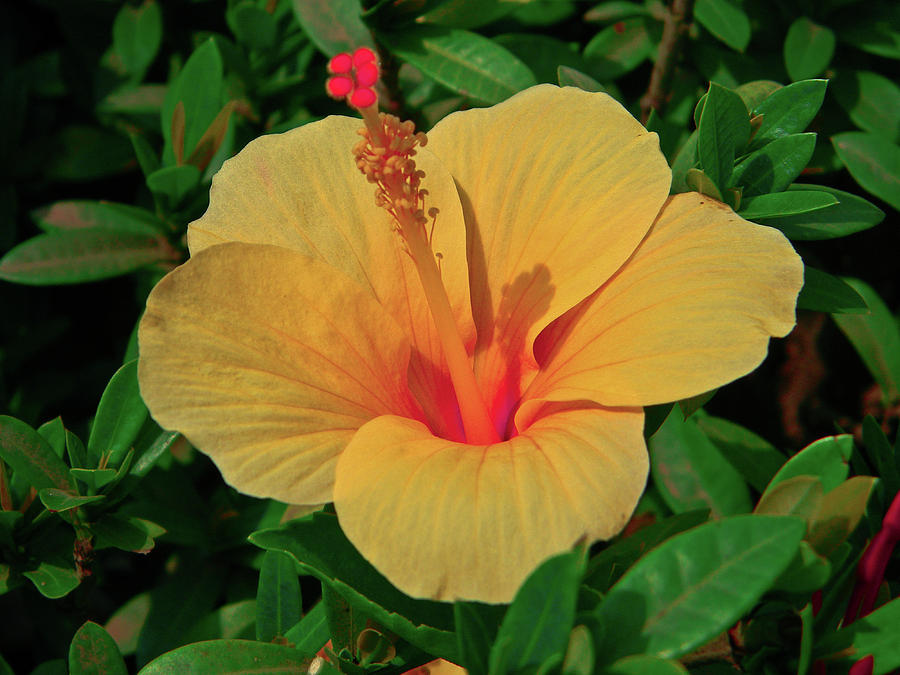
640,0,696,123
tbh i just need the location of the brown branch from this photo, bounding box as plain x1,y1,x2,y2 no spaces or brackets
640,0,696,124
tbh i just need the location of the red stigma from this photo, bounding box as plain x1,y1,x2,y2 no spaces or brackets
614,21,626,33
325,47,381,109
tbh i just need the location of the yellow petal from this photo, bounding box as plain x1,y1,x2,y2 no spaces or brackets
188,116,473,440
519,193,803,426
333,405,646,603
426,85,671,429
138,243,421,505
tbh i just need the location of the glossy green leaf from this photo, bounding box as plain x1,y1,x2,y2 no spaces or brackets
227,2,277,50
249,512,457,660
772,541,831,593
138,639,311,674
767,435,853,493
87,360,148,467
23,562,81,599
596,515,805,660
131,429,180,478
816,597,900,673
584,510,710,593
606,655,689,675
161,39,226,166
557,65,605,93
69,621,128,675
751,79,827,148
738,190,837,219
693,414,786,493
649,408,752,517
583,18,652,80
112,0,162,79
146,164,202,207
832,132,900,211
489,552,582,674
832,71,900,143
0,416,74,491
684,168,724,201
284,602,330,657
93,515,161,553
730,132,816,195
808,476,877,556
39,488,105,512
759,184,884,240
694,0,751,52
0,230,173,285
70,468,118,492
293,0,372,55
698,82,750,189
494,33,586,84
256,551,302,643
671,132,699,193
832,278,900,405
130,131,161,179
798,266,868,314
31,201,163,236
784,18,835,81
381,26,536,104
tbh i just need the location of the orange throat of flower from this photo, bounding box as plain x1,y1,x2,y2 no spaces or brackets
327,49,500,445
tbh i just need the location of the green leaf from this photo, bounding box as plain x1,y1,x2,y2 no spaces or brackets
798,266,868,314
584,2,649,22
161,39,226,166
131,429,180,478
0,416,74,491
557,65,605,93
87,360,148,467
684,168,724,201
93,515,161,553
185,600,257,644
730,132,816,196
649,408,752,517
291,0,372,56
99,85,167,116
69,621,128,675
31,201,164,236
138,639,312,674
584,510,710,593
816,597,900,672
698,82,750,190
227,2,278,50
146,164,202,207
249,512,457,660
832,71,900,143
46,126,136,182
808,476,877,557
70,468,119,492
104,592,151,656
494,34,586,84
836,7,900,60
738,190,838,219
583,18,652,81
832,278,900,405
562,625,594,675
596,515,805,661
606,655,689,675
112,0,162,79
784,18,835,81
284,602,330,656
861,416,900,500
767,435,853,493
772,541,831,593
759,184,884,240
454,602,496,675
693,414,786,493
39,488,105,512
256,551,302,643
37,417,67,459
422,0,518,30
694,0,751,52
381,26,536,105
755,475,824,522
0,230,174,285
734,80,782,111
23,562,81,599
751,79,827,148
832,132,900,211
489,552,582,674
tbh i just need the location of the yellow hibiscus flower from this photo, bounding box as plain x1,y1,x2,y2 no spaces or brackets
138,78,802,603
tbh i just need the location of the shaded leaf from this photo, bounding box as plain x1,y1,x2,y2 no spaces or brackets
738,190,837,220
694,0,751,52
730,132,816,195
69,621,128,675
557,65,604,93
693,414,786,493
284,602,330,657
39,488,105,512
784,18,835,81
807,476,877,556
32,201,164,236
112,0,162,79
798,266,869,314
138,639,311,674
256,551,302,643
292,0,372,55
88,360,148,467
832,278,900,405
759,184,884,240
751,79,827,148
832,70,900,143
698,82,750,190
832,132,900,211
583,18,652,81
0,416,74,491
